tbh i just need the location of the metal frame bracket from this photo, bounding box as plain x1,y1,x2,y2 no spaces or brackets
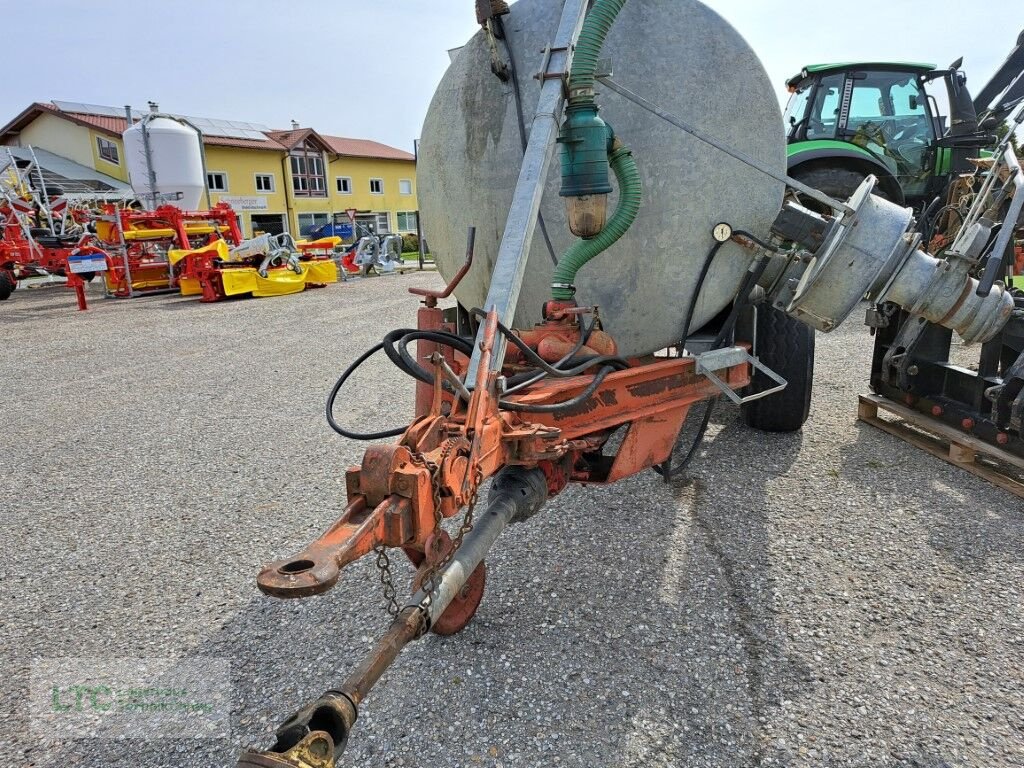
695,346,787,405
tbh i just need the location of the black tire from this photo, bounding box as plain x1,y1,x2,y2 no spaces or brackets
0,272,14,301
78,272,96,282
740,305,815,432
790,165,895,214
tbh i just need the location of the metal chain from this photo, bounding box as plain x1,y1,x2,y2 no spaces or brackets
373,545,400,616
372,442,475,618
418,464,483,617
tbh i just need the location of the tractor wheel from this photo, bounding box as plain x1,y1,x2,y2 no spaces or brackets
790,165,894,214
0,272,15,301
78,272,96,283
740,304,815,432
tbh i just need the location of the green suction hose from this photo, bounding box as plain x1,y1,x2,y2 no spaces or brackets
551,142,641,300
568,0,627,104
552,0,640,301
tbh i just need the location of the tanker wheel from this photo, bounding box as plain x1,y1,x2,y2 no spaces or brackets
740,304,814,432
0,272,14,301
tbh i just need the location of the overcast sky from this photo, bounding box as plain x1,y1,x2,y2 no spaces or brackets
0,1,1018,151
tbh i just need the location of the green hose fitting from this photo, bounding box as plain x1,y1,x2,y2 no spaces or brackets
551,142,642,301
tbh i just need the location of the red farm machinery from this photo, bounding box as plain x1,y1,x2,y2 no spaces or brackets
234,1,1024,765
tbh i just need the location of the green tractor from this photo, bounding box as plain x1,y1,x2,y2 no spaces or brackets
784,30,1024,211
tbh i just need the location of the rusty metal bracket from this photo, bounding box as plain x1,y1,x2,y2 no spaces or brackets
534,44,568,83
409,226,475,307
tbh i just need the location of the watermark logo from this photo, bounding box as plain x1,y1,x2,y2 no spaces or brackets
31,657,230,739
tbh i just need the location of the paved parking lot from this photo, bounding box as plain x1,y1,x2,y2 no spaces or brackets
2,273,1022,767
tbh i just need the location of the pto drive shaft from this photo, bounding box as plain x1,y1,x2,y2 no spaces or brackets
237,468,548,768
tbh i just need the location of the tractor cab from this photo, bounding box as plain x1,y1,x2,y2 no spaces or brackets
784,62,940,202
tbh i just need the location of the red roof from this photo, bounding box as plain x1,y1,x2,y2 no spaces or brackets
0,102,413,160
63,111,129,135
265,128,310,149
322,135,415,161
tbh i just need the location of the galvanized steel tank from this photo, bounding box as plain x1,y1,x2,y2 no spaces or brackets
419,0,785,357
123,117,205,211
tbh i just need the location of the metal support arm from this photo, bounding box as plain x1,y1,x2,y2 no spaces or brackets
466,0,591,383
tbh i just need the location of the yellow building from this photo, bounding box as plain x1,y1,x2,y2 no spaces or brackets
0,102,419,240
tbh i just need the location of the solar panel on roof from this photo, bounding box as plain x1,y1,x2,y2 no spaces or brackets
180,115,271,141
52,101,144,119
51,102,272,141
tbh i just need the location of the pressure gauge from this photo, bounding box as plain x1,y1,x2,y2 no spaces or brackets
712,222,733,243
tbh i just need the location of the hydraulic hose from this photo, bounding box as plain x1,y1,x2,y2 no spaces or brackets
551,142,642,300
568,0,627,105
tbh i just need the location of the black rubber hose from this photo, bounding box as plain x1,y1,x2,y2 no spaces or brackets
658,253,772,478
383,328,474,386
396,331,476,399
381,327,422,379
326,342,409,440
712,254,772,348
661,399,717,476
652,234,759,481
469,308,629,375
502,315,598,395
676,240,724,349
918,196,943,237
498,365,615,413
329,329,476,438
922,205,964,248
733,228,788,254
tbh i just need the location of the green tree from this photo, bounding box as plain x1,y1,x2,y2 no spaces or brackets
996,121,1022,159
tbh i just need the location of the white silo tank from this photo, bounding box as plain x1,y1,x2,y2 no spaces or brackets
123,117,206,211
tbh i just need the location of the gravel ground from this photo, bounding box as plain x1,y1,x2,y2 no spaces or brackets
2,274,1022,768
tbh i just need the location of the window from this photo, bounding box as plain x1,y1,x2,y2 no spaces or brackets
96,137,120,165
847,71,936,197
783,85,811,139
255,173,275,192
207,172,228,192
251,214,287,236
298,212,330,237
805,73,845,140
375,212,390,233
369,178,384,195
848,84,884,125
290,145,327,197
399,179,413,195
396,211,419,232
336,176,352,194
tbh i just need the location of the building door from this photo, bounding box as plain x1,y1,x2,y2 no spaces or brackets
250,214,287,236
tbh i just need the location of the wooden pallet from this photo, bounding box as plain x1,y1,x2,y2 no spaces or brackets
857,394,1024,500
